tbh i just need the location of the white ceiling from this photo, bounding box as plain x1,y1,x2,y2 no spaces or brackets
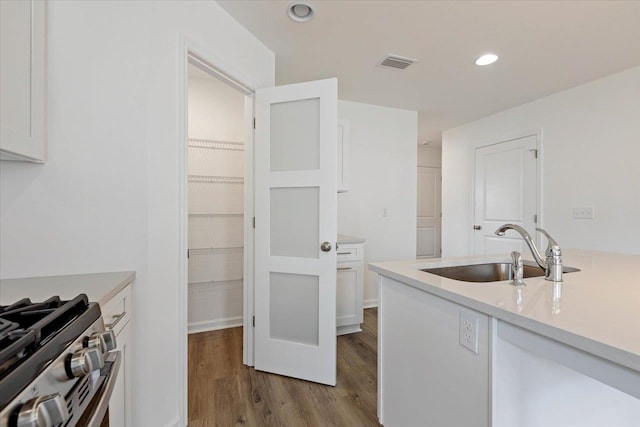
218,1,640,145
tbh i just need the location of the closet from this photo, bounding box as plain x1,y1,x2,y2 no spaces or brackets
187,65,245,332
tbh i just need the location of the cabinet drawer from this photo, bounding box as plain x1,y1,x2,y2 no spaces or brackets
102,284,132,336
336,243,363,262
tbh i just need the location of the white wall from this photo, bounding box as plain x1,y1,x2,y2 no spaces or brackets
337,100,417,306
0,2,274,427
0,1,149,279
442,66,640,257
417,146,441,168
188,74,245,141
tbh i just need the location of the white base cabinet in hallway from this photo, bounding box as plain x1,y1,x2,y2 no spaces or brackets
336,236,365,335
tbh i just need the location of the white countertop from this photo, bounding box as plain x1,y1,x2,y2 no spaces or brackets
0,271,135,307
369,250,640,373
337,234,365,244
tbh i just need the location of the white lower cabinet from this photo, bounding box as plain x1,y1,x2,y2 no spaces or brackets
102,284,133,427
109,322,131,427
336,242,364,335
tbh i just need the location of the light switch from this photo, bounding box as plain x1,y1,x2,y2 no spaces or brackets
572,207,594,219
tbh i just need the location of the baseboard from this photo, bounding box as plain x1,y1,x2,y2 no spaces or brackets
163,416,180,427
337,324,362,336
364,299,379,309
188,316,243,334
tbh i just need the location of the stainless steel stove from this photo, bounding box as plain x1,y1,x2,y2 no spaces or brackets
0,295,120,427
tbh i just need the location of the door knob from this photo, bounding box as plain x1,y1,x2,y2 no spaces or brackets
320,242,332,252
473,225,482,230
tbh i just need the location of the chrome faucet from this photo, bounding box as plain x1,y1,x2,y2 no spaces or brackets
495,224,563,282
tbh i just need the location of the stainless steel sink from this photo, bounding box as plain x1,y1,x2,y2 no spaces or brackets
421,261,580,283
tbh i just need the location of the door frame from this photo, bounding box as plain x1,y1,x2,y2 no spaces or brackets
177,35,257,426
469,129,544,255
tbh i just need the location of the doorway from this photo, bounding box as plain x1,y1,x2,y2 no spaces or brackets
186,62,247,333
183,49,256,367
417,145,442,258
184,53,256,422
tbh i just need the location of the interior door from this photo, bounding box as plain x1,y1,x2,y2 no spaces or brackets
254,78,337,385
473,135,537,255
417,166,441,258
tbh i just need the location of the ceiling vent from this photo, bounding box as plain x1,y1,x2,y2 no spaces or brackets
379,54,417,70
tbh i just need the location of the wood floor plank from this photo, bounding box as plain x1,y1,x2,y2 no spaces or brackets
188,308,381,426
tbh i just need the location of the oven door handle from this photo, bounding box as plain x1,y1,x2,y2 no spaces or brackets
87,351,122,427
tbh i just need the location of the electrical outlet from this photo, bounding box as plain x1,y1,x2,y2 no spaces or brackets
459,311,479,354
572,207,594,219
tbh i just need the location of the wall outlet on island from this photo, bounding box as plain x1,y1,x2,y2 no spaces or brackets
459,311,479,354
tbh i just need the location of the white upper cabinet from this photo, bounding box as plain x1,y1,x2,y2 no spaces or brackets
337,120,350,193
0,0,47,162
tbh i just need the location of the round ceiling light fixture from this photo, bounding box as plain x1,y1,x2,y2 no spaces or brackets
475,53,499,66
287,2,315,23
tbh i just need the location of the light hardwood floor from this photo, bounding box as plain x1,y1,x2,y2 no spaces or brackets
188,308,380,427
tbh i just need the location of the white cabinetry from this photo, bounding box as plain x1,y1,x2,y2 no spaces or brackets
102,284,133,427
337,120,350,193
336,241,364,335
0,0,46,162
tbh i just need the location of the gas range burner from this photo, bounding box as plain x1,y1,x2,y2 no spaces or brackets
0,292,121,427
0,295,101,412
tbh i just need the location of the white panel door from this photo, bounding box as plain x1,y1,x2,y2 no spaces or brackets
254,79,337,385
473,135,537,255
417,166,441,258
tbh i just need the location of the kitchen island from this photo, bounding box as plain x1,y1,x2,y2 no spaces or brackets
370,250,640,427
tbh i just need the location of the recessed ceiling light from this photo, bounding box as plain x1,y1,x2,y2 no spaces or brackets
287,3,314,23
475,53,499,66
